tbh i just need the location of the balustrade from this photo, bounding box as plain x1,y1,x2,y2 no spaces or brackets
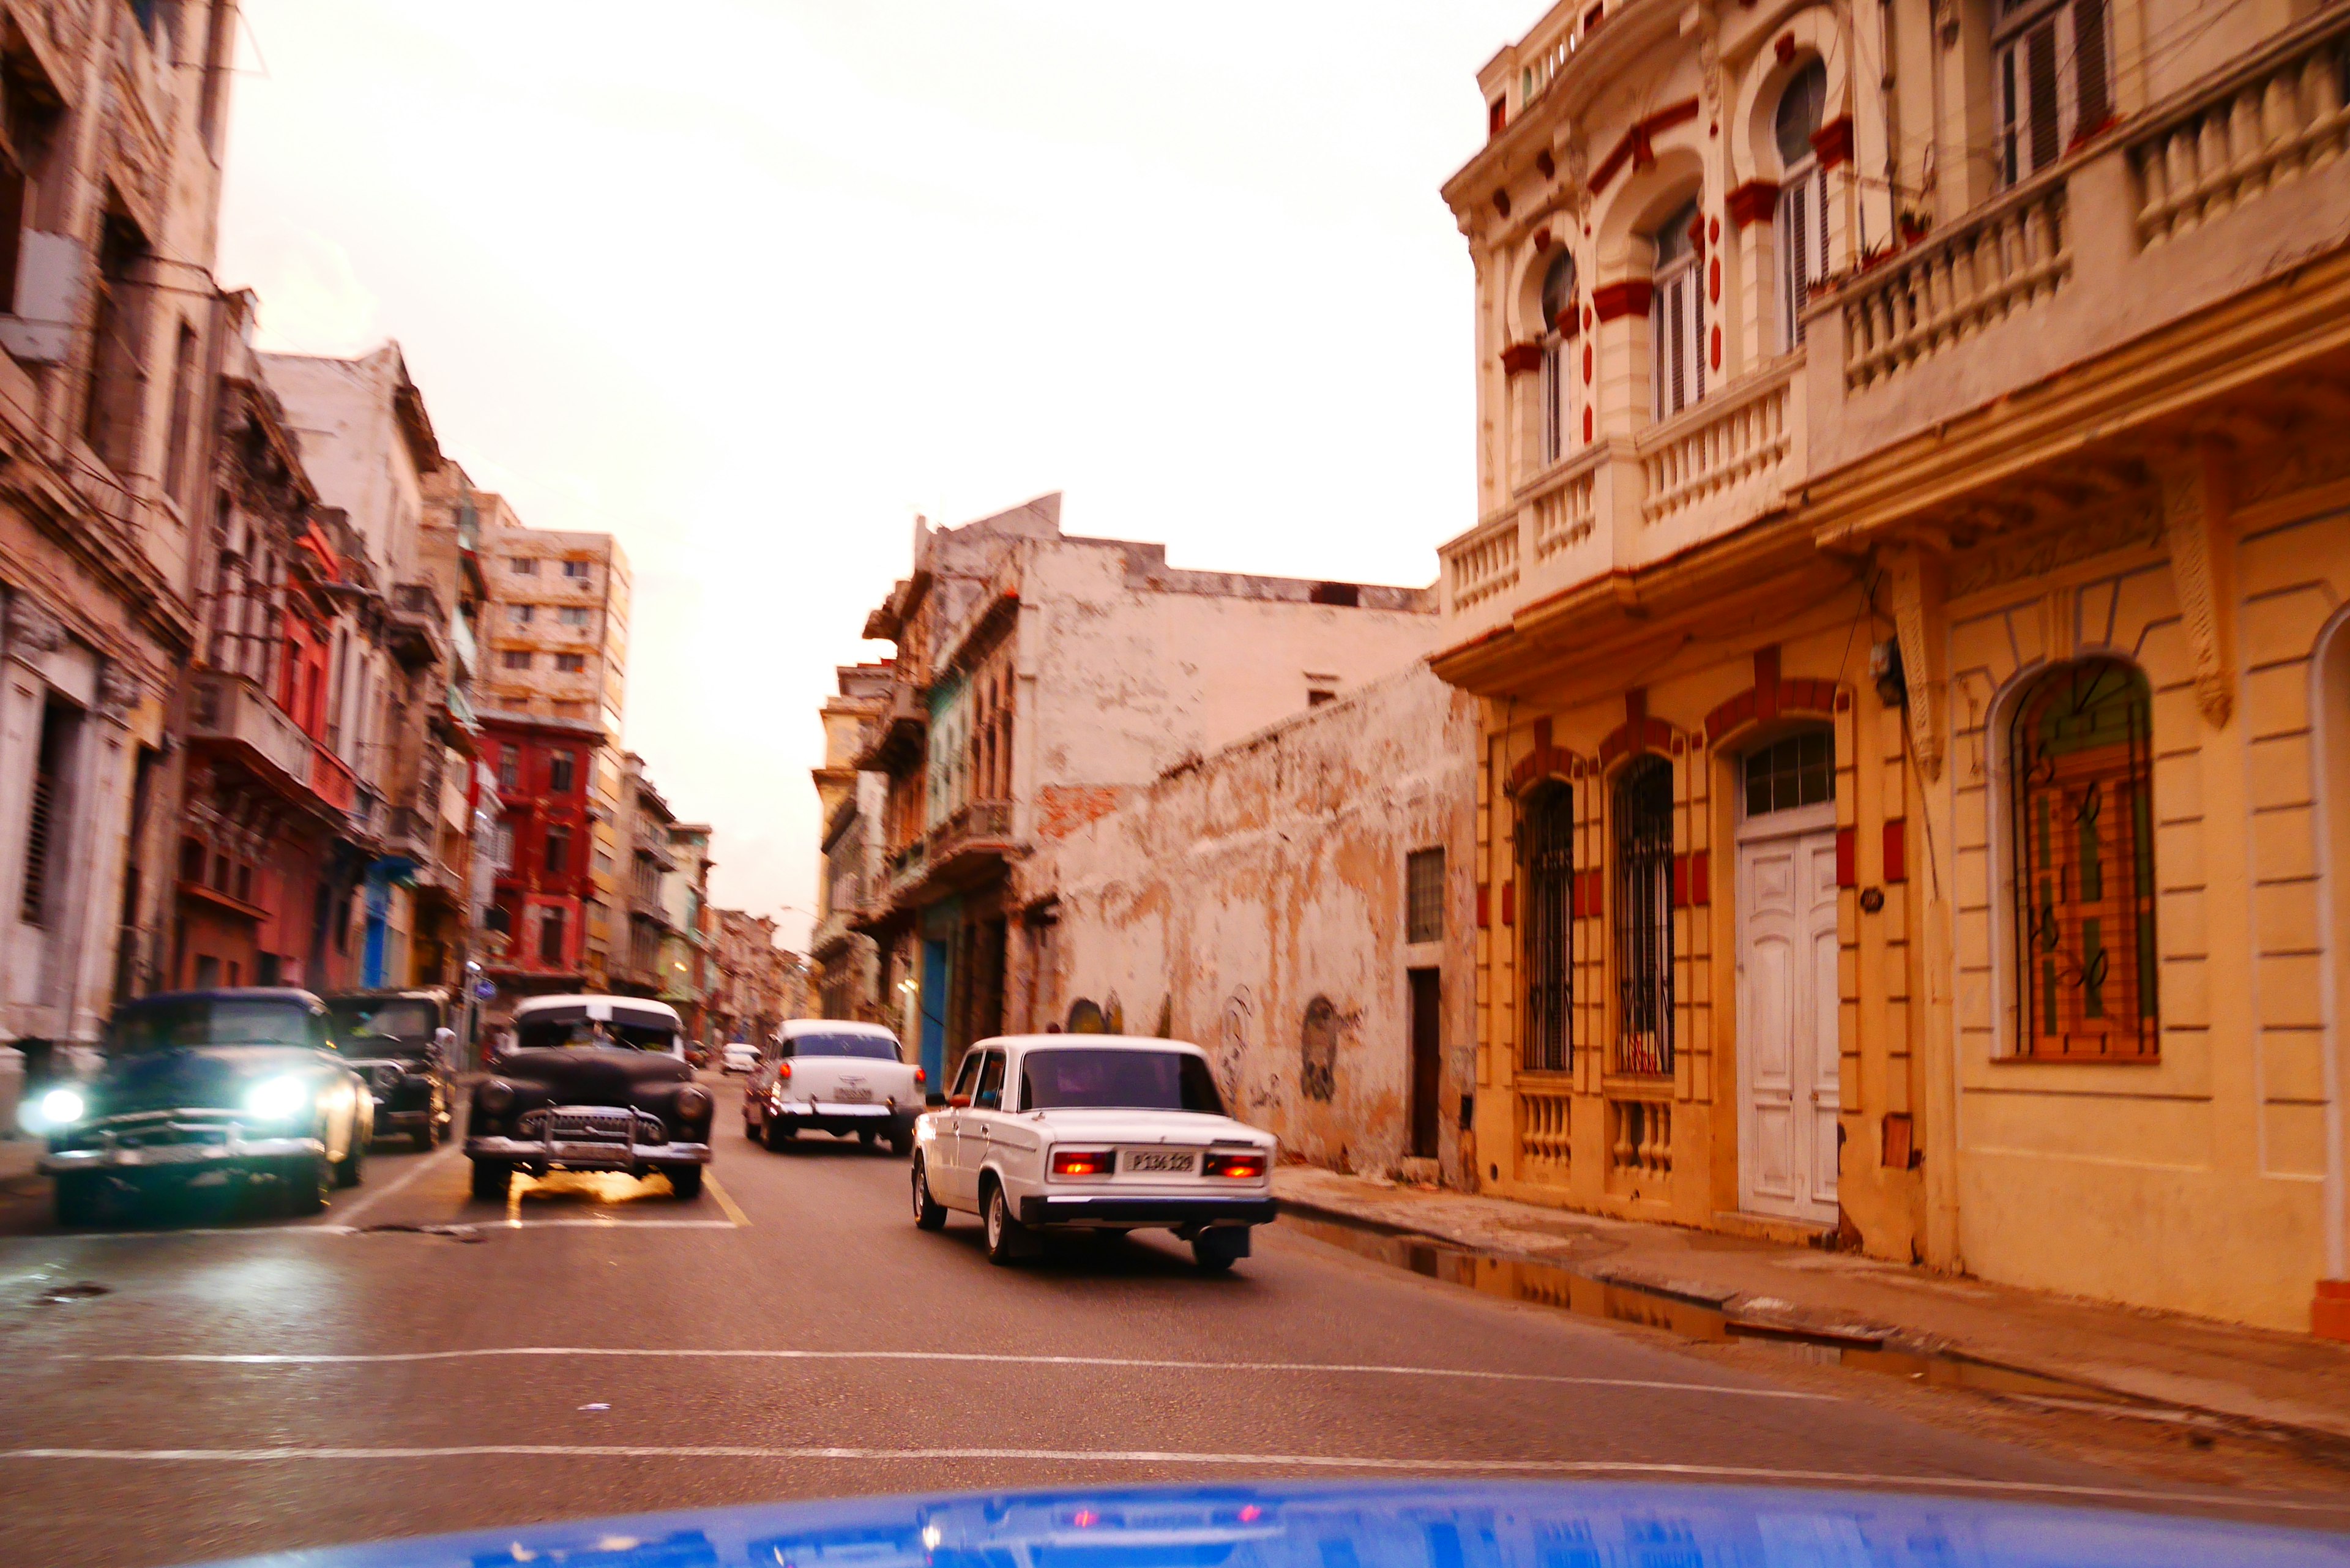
1529,465,1597,560
1608,1097,1672,1178
1638,370,1793,526
1516,1088,1573,1177
1840,177,2072,391
1442,513,1521,616
2132,18,2350,245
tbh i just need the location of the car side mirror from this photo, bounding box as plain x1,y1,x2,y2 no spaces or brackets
947,1094,972,1109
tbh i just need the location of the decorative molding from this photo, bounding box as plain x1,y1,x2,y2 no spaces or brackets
1883,545,1950,781
6,592,65,659
1810,114,1854,170
1945,501,2164,598
1592,279,1655,321
95,661,144,720
1727,179,1780,229
1587,99,1701,197
1501,341,1547,376
2159,447,2237,728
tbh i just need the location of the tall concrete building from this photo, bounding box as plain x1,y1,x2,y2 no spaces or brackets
2,1,245,1061
1436,0,2350,1331
810,662,891,1021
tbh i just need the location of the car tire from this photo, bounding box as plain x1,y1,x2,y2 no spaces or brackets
412,1118,437,1154
469,1159,511,1201
667,1165,705,1201
859,1129,880,1151
911,1158,947,1230
1192,1227,1248,1274
744,1116,759,1141
53,1173,103,1228
889,1130,914,1159
285,1156,332,1217
334,1132,365,1189
983,1181,1028,1266
762,1118,795,1151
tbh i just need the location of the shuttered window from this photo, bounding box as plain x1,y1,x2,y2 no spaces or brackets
1652,201,1704,421
1996,0,2114,187
1522,786,1574,1073
19,701,77,927
1774,61,1832,348
1539,249,1577,466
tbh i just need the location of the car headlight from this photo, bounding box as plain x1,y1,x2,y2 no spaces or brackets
477,1079,517,1114
21,1086,86,1133
673,1085,712,1121
244,1075,313,1122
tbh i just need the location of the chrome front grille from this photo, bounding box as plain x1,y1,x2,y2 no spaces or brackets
518,1107,667,1145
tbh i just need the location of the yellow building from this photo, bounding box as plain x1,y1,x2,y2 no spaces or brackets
1438,0,2350,1332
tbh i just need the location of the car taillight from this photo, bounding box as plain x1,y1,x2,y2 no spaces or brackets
914,1067,926,1085
1203,1151,1266,1179
777,1061,792,1080
1051,1148,1112,1178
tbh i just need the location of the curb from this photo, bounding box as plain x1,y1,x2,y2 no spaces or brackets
1275,1194,2350,1466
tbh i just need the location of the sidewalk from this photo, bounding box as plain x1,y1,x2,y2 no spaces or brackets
1275,1165,2350,1451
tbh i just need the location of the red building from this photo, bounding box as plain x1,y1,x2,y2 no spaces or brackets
481,714,605,1003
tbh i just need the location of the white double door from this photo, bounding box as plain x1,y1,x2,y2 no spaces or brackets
1736,810,1841,1223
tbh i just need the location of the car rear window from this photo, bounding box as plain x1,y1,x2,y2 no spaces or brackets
109,1000,320,1053
327,999,438,1048
786,1035,901,1061
1019,1048,1226,1114
516,1020,677,1053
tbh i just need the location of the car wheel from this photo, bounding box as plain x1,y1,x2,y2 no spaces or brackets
412,1117,437,1154
762,1118,795,1151
859,1129,880,1151
889,1130,914,1159
911,1158,947,1230
334,1130,365,1189
744,1116,759,1141
53,1173,104,1228
666,1165,705,1201
983,1181,1028,1266
1192,1226,1248,1274
469,1159,511,1201
284,1156,332,1217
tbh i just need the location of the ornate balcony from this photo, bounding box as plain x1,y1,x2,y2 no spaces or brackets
184,671,353,829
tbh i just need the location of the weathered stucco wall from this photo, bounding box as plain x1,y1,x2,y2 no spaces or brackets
1025,662,1479,1182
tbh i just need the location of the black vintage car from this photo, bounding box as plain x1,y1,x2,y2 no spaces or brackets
465,994,713,1201
31,988,374,1225
324,988,457,1151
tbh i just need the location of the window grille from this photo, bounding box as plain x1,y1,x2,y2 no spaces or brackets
2009,660,2157,1059
1522,786,1574,1073
1613,756,1675,1076
1652,203,1704,420
1406,848,1445,945
510,558,537,575
20,701,72,926
1995,0,2113,187
549,752,575,794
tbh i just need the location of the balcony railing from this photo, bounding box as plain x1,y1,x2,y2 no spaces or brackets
2130,13,2350,245
1838,173,2072,393
1636,360,1798,528
1444,513,1519,618
187,671,313,785
310,745,358,815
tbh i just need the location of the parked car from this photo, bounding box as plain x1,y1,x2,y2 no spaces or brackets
324,988,456,1151
27,988,374,1224
464,995,712,1200
908,1034,1275,1270
745,1021,922,1155
720,1040,760,1075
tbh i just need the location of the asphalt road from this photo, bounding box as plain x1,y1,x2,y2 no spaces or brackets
4,1077,2349,1568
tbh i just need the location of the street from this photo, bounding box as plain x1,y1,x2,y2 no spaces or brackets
1,1081,2347,1568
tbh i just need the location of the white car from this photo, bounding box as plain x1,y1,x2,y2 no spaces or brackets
720,1041,760,1075
745,1020,925,1155
909,1034,1277,1271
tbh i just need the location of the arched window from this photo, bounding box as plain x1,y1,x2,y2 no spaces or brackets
1651,201,1704,420
2009,660,2157,1059
1539,250,1578,467
1775,60,1831,349
1522,784,1575,1072
1614,756,1676,1074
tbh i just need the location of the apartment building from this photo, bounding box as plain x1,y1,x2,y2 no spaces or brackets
2,0,243,1059
850,493,1439,1087
810,662,891,1022
613,752,676,998
662,824,715,1045
1437,0,2350,1330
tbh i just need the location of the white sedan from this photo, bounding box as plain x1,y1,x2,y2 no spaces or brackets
909,1034,1277,1271
720,1042,760,1075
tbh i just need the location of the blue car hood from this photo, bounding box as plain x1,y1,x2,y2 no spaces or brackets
184,1481,2348,1567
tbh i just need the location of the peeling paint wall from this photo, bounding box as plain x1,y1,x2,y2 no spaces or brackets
1021,662,1479,1184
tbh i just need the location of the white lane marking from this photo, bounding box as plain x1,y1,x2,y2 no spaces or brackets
53,1345,1829,1401
488,1219,740,1230
1,1446,2346,1515
0,1217,740,1242
330,1144,461,1229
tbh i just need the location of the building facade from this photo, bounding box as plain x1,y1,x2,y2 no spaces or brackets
1438,0,2350,1329
662,823,714,1045
2,0,243,1064
811,662,891,1021
851,492,1439,1089
613,751,676,998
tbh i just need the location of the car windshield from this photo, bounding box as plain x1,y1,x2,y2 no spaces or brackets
1019,1047,1225,1114
106,999,320,1054
789,1034,900,1061
515,1020,677,1052
326,999,438,1051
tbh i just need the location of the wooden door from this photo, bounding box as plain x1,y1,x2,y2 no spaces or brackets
1737,825,1840,1222
1408,969,1441,1159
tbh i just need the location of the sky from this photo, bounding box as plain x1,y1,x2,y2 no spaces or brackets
215,0,1538,947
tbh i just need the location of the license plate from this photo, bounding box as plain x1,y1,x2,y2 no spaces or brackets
1123,1148,1195,1175
834,1087,874,1103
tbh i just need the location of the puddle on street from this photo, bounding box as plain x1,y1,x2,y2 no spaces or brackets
1286,1212,2139,1406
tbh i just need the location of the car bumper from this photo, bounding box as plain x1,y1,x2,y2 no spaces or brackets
1018,1194,1278,1228
466,1135,712,1170
373,1108,436,1132
42,1136,326,1175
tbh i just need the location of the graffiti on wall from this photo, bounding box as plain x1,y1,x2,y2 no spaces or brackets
1300,995,1345,1101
